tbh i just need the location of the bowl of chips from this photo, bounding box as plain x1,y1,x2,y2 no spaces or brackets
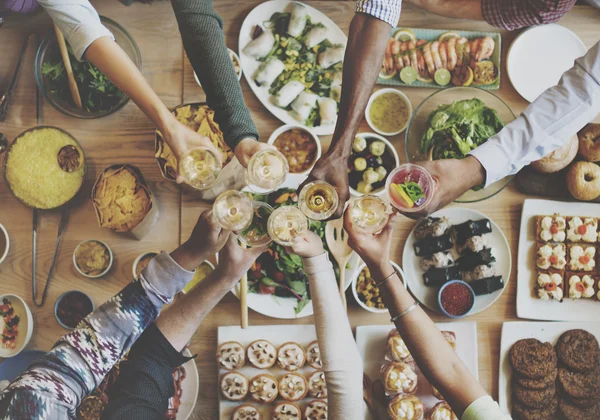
73,240,113,279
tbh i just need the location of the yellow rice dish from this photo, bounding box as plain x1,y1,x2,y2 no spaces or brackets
5,128,85,209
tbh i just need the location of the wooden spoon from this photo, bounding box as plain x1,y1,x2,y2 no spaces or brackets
325,217,353,310
53,24,83,109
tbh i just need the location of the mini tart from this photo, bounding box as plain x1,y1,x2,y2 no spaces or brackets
304,399,328,420
278,372,308,401
426,401,458,420
388,395,425,420
277,342,306,371
231,404,261,420
217,341,246,370
382,361,418,396
306,340,323,369
567,217,599,243
220,371,249,401
272,402,302,420
567,273,595,299
537,215,566,243
247,339,277,369
249,373,278,403
568,244,596,272
308,370,327,398
536,271,564,302
536,243,567,270
386,329,413,362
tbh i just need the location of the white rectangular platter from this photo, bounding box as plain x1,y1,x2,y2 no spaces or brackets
355,322,478,419
517,198,600,321
498,321,600,414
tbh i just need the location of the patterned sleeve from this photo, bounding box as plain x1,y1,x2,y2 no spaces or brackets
0,252,193,420
355,0,402,27
481,0,577,30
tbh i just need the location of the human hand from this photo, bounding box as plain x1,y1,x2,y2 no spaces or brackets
344,207,396,268
285,231,324,259
234,138,273,168
215,236,268,280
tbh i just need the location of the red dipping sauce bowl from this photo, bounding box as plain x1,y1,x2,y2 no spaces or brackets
438,280,475,318
385,164,435,213
54,290,95,330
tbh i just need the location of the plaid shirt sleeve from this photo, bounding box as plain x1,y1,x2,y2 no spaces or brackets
482,0,577,30
355,0,402,27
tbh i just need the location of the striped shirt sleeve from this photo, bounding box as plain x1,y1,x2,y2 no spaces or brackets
481,0,576,30
355,0,402,27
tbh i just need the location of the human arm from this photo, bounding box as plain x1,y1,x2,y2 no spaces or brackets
287,233,364,416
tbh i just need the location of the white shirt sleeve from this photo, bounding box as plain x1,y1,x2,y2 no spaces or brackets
303,253,365,418
355,0,402,27
469,40,600,187
38,0,114,61
461,396,512,420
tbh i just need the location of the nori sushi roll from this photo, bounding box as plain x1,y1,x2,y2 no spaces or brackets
453,219,492,246
456,248,496,271
414,234,454,257
470,276,504,295
414,217,451,240
423,266,461,287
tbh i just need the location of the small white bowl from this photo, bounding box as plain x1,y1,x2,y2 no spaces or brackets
0,294,33,358
194,48,242,89
351,261,405,314
365,88,413,136
73,240,113,279
132,251,159,279
267,124,322,176
0,224,9,265
349,132,400,197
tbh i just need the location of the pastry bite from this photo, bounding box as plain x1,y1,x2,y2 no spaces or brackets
231,404,261,420
217,341,246,370
568,245,596,272
277,342,306,371
304,399,328,420
388,395,425,420
307,370,327,398
306,340,323,369
382,361,418,396
535,271,564,302
426,401,458,420
567,217,599,243
441,331,457,350
278,372,308,401
537,214,566,243
386,329,413,362
247,339,277,369
248,373,279,403
220,371,249,401
272,402,302,420
567,273,596,299
432,386,444,400
536,243,567,271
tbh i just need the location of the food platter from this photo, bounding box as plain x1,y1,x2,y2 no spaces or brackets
517,199,600,321
239,0,347,135
356,322,478,419
177,351,200,420
402,207,511,316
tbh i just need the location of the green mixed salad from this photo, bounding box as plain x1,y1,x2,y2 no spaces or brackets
421,98,504,160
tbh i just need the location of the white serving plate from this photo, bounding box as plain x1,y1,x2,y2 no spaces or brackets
217,325,322,419
234,174,360,319
498,321,600,415
517,198,600,321
178,349,200,420
239,0,347,135
507,24,587,103
356,322,478,419
402,207,511,316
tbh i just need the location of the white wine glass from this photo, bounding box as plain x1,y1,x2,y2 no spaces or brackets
298,181,339,221
179,148,222,190
212,190,254,231
267,205,308,246
349,195,390,234
238,201,274,248
245,148,289,193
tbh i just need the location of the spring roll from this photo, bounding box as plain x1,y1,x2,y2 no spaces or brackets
318,46,345,69
318,97,337,125
288,2,308,37
291,91,319,122
304,26,328,49
254,57,285,87
273,81,305,108
243,28,275,59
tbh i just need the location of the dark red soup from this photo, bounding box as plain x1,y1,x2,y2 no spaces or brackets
56,291,93,328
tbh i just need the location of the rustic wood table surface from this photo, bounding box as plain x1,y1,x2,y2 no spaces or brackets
0,1,599,419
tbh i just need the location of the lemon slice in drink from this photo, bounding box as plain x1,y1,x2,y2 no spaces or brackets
438,32,461,42
400,66,418,85
434,68,451,86
393,29,416,42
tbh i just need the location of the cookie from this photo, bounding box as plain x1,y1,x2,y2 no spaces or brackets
277,373,308,402
557,330,600,373
304,399,328,420
307,370,327,398
513,382,556,409
306,340,322,369
515,368,557,390
277,342,306,371
565,394,600,409
559,365,600,399
272,402,302,420
558,397,600,419
231,404,261,420
216,341,245,370
510,339,557,379
511,396,557,420
246,339,277,369
248,373,278,403
220,371,248,402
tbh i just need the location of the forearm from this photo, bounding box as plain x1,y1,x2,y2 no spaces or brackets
404,0,484,20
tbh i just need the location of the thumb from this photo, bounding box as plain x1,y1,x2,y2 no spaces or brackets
176,174,185,184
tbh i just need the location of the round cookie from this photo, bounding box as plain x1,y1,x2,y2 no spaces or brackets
512,396,557,420
559,366,600,399
557,330,600,373
559,397,600,419
515,368,557,390
566,394,600,409
510,339,557,379
513,382,556,409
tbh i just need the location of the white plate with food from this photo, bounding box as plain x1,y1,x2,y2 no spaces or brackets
356,322,478,419
517,199,600,322
507,24,587,103
498,321,600,416
402,207,511,316
217,325,326,419
0,294,33,358
239,1,346,135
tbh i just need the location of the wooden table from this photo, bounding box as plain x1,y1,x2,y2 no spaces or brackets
0,2,598,419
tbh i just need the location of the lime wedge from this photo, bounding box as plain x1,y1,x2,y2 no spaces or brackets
393,29,416,42
400,66,418,85
438,32,461,42
434,68,451,86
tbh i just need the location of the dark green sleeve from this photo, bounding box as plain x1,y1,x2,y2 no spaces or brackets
171,0,259,149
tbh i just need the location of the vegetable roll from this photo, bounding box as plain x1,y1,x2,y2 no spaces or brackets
318,46,345,69
273,81,305,108
456,235,488,254
291,91,319,122
414,217,451,240
254,57,285,87
318,97,337,125
470,276,504,296
461,264,496,282
456,248,495,271
419,251,454,271
304,25,328,48
453,219,492,245
414,234,453,257
287,2,308,37
423,266,460,287
243,27,275,59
